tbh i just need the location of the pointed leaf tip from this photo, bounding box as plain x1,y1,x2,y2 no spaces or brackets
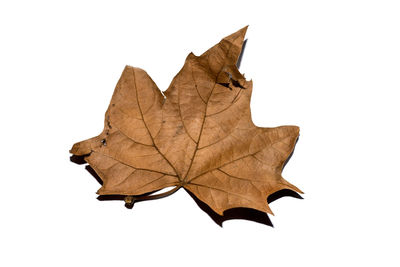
222,26,248,44
199,26,249,68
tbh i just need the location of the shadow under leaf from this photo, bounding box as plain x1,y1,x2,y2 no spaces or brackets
185,188,273,227
70,154,87,165
185,187,302,227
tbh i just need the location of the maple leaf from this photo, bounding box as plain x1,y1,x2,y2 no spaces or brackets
70,26,302,218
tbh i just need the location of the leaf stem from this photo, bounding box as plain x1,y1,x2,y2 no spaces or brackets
124,186,181,205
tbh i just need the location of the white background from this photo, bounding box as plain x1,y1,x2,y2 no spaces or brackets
1,1,399,266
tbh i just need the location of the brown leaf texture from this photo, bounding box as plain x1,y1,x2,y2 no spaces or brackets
70,26,302,216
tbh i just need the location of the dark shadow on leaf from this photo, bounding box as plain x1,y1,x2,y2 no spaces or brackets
185,188,303,227
85,165,103,186
267,189,303,203
236,39,247,69
97,194,125,201
70,154,103,185
185,188,273,227
70,154,87,165
96,195,135,209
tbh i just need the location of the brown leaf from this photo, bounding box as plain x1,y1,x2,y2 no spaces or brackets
70,26,302,217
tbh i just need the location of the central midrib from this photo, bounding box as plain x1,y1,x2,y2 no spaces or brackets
182,37,241,184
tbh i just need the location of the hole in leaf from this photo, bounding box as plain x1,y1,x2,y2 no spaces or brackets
217,82,232,90
231,79,245,89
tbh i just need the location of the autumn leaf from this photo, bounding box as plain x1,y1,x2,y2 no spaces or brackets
70,26,302,218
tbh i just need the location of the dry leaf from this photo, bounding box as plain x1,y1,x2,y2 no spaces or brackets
70,26,302,218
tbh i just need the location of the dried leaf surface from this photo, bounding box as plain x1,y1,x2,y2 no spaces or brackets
70,27,301,216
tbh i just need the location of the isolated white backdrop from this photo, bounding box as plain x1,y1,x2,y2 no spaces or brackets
1,1,399,266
